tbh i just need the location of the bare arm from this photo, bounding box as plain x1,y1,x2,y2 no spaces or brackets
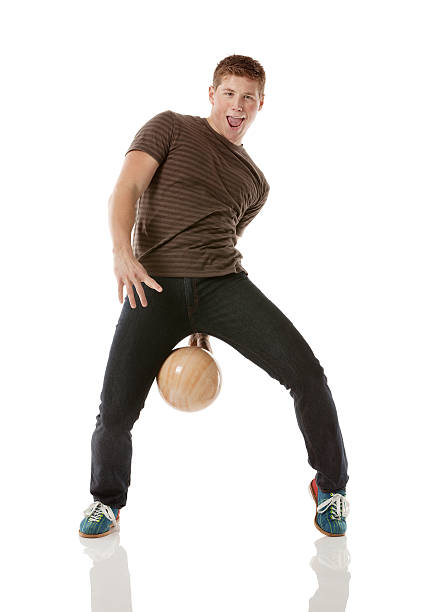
108,150,163,307
108,184,139,257
108,149,160,253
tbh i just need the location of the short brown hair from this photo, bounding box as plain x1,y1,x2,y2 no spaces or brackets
212,55,266,99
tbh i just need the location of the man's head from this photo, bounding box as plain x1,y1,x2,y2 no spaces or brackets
207,54,266,146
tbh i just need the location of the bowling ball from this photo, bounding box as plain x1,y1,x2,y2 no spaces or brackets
156,346,222,412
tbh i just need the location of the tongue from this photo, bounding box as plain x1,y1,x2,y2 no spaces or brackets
228,116,242,127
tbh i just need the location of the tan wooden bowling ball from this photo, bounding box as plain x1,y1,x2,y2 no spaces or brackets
156,346,222,412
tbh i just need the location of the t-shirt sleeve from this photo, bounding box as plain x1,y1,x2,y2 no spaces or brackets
125,110,175,165
236,182,270,237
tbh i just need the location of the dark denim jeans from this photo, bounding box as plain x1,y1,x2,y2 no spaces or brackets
90,271,349,508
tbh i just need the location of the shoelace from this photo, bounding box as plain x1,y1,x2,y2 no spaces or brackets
83,501,117,527
317,493,350,520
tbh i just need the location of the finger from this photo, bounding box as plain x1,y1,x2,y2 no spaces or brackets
123,278,137,308
137,268,163,292
118,280,123,304
134,279,148,308
147,276,163,292
202,338,212,352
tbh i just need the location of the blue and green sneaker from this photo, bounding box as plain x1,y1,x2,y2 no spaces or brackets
79,501,120,538
309,478,349,537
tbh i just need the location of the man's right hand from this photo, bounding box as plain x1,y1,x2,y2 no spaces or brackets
113,247,163,308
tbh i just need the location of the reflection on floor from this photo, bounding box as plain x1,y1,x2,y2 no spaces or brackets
79,527,351,611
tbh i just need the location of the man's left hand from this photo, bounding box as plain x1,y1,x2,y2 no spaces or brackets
188,332,212,353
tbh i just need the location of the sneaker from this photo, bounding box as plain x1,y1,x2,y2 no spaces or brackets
309,478,349,537
78,501,121,538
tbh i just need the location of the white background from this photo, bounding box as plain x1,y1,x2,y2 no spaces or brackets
2,1,428,610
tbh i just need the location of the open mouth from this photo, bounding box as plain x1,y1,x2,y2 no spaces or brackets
226,116,245,128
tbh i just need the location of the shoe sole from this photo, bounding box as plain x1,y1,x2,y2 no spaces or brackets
308,480,345,537
78,519,120,538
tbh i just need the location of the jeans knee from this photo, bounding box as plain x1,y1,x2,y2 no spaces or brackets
301,362,328,389
96,402,141,431
287,360,327,394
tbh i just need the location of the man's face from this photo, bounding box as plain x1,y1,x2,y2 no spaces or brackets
207,74,264,146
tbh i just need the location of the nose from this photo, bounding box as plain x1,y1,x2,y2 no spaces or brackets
232,97,243,111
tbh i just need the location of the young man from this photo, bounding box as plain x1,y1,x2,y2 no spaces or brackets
79,55,350,539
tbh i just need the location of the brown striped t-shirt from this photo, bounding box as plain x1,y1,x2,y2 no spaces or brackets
125,109,270,277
